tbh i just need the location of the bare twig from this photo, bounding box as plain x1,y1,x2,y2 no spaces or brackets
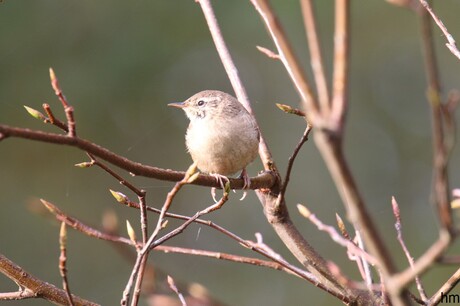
49,68,76,137
354,230,373,288
388,229,451,293
123,175,222,305
0,289,35,300
129,255,148,306
392,197,428,302
59,222,75,306
418,0,460,61
256,45,280,59
167,275,187,306
419,0,453,231
330,0,349,128
148,185,229,251
300,0,330,112
250,0,319,120
123,164,199,305
297,204,377,266
0,253,98,305
279,122,313,200
41,199,135,246
276,103,306,117
428,267,460,305
42,103,69,132
438,255,460,265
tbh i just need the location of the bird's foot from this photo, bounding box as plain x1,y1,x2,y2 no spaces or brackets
238,168,251,201
210,173,230,203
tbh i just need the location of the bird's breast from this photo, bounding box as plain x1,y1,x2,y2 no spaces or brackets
185,116,259,175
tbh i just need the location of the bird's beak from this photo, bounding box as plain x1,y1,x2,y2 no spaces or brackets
168,102,186,109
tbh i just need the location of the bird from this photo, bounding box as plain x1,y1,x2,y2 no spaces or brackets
169,90,259,197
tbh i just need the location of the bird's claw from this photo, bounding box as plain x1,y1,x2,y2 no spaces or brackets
210,173,229,203
238,168,251,201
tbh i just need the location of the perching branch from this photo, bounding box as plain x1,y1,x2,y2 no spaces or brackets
0,124,275,190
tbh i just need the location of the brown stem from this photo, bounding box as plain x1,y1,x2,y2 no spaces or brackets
251,0,320,119
0,253,98,305
330,0,349,129
300,0,330,112
419,1,452,231
59,222,75,306
417,0,460,61
279,122,312,201
199,0,348,298
428,267,460,305
313,132,412,306
0,124,275,190
388,229,451,293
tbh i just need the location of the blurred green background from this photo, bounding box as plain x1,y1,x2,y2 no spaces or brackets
1,1,460,305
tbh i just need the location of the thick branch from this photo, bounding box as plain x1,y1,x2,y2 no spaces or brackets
0,253,98,306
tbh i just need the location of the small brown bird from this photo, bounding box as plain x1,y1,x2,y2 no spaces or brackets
169,90,259,192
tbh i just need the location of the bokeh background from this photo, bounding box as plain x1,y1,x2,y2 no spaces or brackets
1,1,460,305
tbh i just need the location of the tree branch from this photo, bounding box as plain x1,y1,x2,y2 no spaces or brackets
419,0,453,231
0,253,98,305
0,124,275,190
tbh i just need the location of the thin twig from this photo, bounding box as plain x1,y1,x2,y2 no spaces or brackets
129,255,148,306
419,0,452,231
167,275,187,306
121,252,144,306
58,222,75,306
49,68,76,137
388,229,451,293
40,199,135,246
250,0,319,120
256,45,280,59
392,197,428,302
0,289,35,300
40,192,350,301
418,0,460,61
279,122,313,200
300,0,330,112
122,197,339,285
148,187,229,251
87,153,144,196
330,0,349,129
428,267,460,305
438,255,460,264
123,164,199,305
354,230,373,288
40,194,311,281
297,204,377,266
42,103,68,132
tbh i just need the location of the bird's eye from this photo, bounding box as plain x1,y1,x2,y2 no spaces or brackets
197,100,205,106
